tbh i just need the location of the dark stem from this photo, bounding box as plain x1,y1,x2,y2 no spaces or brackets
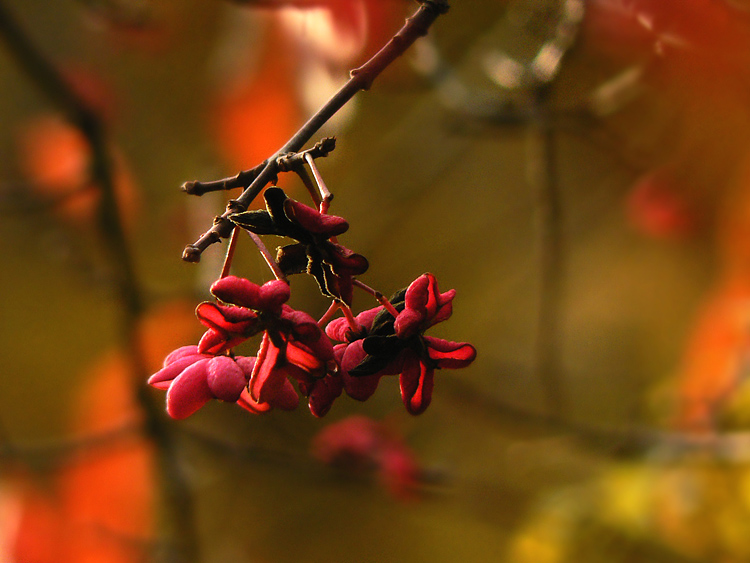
0,3,199,561
181,161,267,196
527,87,564,418
182,0,450,262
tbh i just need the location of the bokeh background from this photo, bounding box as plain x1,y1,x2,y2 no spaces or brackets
3,0,750,561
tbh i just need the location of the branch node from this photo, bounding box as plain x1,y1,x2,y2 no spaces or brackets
182,245,201,263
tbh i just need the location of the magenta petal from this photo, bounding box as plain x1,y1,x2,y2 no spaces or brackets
286,198,349,236
196,301,257,333
424,336,477,368
355,306,383,331
249,338,287,403
149,356,206,390
437,288,456,307
207,355,247,402
399,354,434,415
404,274,431,314
286,341,323,372
328,243,369,275
308,375,343,418
281,307,321,341
258,279,291,311
163,345,202,367
166,360,213,419
270,379,300,411
233,355,256,378
394,309,423,339
210,275,262,309
236,388,273,414
198,329,222,354
326,306,381,342
430,301,453,327
325,317,350,342
305,332,335,363
341,341,383,401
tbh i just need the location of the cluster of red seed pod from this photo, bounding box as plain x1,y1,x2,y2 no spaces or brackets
149,165,476,419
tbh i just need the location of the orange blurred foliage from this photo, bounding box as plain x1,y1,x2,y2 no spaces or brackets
17,115,140,230
3,301,199,562
211,24,301,174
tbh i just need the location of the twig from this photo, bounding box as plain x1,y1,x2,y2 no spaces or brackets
276,137,337,206
305,152,333,210
352,279,400,318
527,87,565,418
220,226,240,278
246,230,287,281
182,0,450,263
0,3,199,561
181,161,267,196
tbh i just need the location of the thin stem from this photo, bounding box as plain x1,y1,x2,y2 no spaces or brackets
181,161,267,196
292,165,322,207
246,230,286,281
220,226,240,279
352,279,400,318
182,0,450,262
304,152,332,207
317,301,341,328
527,87,564,418
339,302,360,332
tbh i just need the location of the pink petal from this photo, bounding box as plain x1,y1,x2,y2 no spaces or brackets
399,354,434,415
429,300,453,327
166,360,213,419
424,336,477,368
305,332,336,363
198,329,223,355
163,345,201,367
404,274,433,316
196,301,257,332
268,379,300,411
281,306,321,341
210,275,261,309
286,341,323,372
258,279,291,311
437,288,456,308
236,388,273,414
148,356,207,390
308,374,344,418
394,309,423,339
285,198,349,236
341,341,383,401
207,355,247,402
233,355,256,378
328,243,369,275
248,334,287,403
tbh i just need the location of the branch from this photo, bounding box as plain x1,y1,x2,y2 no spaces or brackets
182,0,450,262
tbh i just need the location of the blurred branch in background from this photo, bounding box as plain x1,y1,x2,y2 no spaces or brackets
0,1,199,561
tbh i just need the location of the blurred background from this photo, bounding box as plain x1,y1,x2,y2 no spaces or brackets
3,0,750,561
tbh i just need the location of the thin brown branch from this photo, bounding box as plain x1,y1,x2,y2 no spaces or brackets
182,0,450,262
527,88,565,418
181,161,267,196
